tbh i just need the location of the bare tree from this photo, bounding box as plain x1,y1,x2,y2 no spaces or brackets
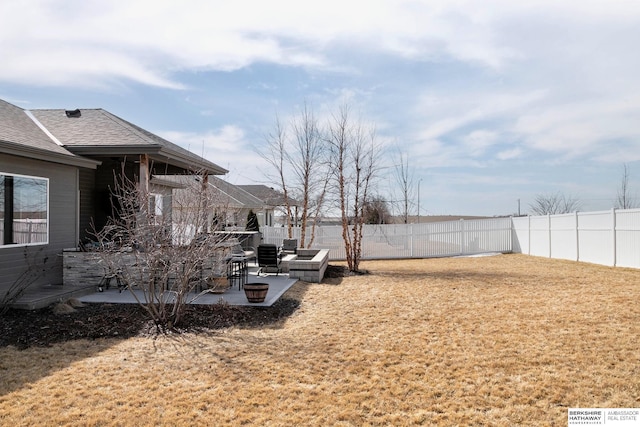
392,148,416,224
261,113,295,238
261,104,329,247
290,103,329,247
615,163,637,209
328,104,382,272
529,192,581,215
363,196,392,224
91,168,230,330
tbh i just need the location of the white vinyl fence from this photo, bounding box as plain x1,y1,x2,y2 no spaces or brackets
0,219,48,245
261,217,513,260
512,208,640,268
261,209,640,269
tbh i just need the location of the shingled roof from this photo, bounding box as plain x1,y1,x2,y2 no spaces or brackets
31,108,227,175
0,99,98,168
238,185,301,207
157,175,265,209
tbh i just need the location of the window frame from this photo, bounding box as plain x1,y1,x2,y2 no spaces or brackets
0,172,50,247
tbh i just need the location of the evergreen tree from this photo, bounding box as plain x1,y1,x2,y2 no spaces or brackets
246,210,260,231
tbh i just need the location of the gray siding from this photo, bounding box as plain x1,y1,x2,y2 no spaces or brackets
78,168,95,242
92,157,139,232
0,154,81,292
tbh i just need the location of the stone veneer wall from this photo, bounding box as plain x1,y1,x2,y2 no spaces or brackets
63,249,226,289
287,249,329,283
63,250,106,288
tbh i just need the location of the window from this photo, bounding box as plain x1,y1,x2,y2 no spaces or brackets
149,193,164,225
1,173,49,246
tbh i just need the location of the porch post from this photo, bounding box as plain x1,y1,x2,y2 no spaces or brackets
139,154,150,195
201,171,209,232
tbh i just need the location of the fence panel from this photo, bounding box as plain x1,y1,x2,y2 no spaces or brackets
511,216,529,254
3,220,48,245
528,216,550,257
464,218,512,254
614,208,640,268
550,213,577,261
511,208,640,269
578,210,614,266
259,210,640,269
261,218,512,261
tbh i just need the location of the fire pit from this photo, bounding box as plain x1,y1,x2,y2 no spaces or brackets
285,249,329,283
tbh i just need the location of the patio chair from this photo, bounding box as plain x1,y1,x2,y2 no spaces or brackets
280,238,298,255
229,238,256,264
257,244,281,276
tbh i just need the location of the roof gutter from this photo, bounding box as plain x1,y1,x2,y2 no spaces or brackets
0,140,101,169
65,145,227,175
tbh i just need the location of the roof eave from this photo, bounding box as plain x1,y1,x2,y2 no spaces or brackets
157,148,227,175
150,175,187,189
0,140,101,169
65,145,228,175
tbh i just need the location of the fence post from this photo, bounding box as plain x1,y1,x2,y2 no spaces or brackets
575,211,579,262
548,214,552,258
612,208,617,267
410,224,413,258
527,215,531,255
460,218,465,255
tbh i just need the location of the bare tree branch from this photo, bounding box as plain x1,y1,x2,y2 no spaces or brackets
392,147,415,224
260,113,294,236
90,168,231,330
328,104,382,271
529,192,581,215
615,163,637,209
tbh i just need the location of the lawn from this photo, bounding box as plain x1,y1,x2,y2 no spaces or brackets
1,254,638,426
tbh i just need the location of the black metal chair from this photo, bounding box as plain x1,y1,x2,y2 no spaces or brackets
280,238,298,255
257,244,281,276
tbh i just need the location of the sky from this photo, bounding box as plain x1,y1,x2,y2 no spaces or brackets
2,0,640,216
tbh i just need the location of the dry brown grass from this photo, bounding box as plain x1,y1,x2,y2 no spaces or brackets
1,254,639,426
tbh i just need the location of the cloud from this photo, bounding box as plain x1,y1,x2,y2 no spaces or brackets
496,148,522,161
3,0,640,215
513,95,640,161
158,125,262,174
462,130,498,157
1,0,605,89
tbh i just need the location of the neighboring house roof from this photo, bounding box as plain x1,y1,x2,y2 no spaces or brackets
158,175,266,210
209,177,265,210
30,108,227,175
238,185,301,207
0,99,99,169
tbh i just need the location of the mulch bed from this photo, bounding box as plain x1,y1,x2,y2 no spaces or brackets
0,264,354,349
0,298,301,349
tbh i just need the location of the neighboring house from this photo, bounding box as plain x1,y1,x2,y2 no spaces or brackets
158,175,273,230
0,98,226,307
238,185,301,227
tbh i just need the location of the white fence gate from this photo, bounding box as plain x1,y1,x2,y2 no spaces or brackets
261,217,513,261
512,208,640,268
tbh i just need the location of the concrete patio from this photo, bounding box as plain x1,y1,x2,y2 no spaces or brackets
12,266,298,309
78,268,297,307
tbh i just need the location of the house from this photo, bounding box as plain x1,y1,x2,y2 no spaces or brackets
159,175,274,231
208,177,274,229
0,98,226,308
238,185,301,227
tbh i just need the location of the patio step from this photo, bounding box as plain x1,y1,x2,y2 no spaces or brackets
10,284,96,310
